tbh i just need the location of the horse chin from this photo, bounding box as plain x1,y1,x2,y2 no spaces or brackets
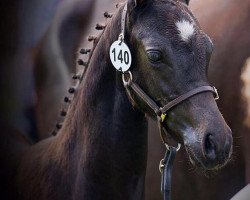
184,145,231,171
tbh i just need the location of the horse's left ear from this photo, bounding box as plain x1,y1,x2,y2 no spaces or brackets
178,0,190,5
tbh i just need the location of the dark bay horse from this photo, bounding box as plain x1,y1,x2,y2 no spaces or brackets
146,0,250,199
0,0,96,141
1,0,233,199
34,0,96,140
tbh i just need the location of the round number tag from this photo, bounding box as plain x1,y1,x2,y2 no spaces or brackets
109,40,132,72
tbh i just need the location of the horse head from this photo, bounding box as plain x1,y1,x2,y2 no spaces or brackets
123,0,232,170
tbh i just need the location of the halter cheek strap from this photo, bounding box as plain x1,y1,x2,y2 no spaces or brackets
120,3,127,41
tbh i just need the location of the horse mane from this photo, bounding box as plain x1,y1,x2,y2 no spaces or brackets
51,3,124,137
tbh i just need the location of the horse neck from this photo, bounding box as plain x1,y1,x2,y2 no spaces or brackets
57,6,148,199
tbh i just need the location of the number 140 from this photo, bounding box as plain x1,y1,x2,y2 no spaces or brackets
111,48,130,65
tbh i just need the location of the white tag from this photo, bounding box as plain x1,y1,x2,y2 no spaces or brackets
109,40,132,72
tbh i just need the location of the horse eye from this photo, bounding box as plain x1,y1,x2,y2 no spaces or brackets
147,50,162,63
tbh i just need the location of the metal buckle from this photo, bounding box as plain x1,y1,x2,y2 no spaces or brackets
118,33,124,44
159,143,181,173
164,143,181,152
159,159,164,173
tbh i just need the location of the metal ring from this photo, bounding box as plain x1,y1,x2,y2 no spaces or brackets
213,86,219,100
164,143,181,152
159,159,164,173
122,71,133,86
118,33,124,42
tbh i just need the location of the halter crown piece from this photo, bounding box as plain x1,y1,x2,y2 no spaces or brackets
111,3,220,200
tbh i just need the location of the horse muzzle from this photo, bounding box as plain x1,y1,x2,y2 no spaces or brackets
185,127,233,170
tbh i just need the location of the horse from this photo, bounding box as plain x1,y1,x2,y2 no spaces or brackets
33,0,118,140
0,0,233,199
0,0,96,141
146,0,250,199
0,0,66,141
0,0,96,197
34,0,96,140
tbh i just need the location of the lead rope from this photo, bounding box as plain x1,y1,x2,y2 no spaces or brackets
159,147,177,200
158,119,181,200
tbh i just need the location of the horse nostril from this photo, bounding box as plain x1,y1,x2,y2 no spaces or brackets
204,133,217,161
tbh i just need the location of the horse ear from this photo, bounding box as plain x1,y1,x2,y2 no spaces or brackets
127,0,147,9
178,0,190,5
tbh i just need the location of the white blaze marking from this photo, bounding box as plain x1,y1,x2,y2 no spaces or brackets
241,58,250,127
176,20,195,42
